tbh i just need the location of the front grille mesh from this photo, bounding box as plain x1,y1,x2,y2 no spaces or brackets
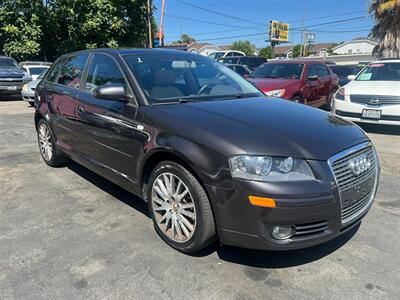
350,94,400,106
330,144,377,224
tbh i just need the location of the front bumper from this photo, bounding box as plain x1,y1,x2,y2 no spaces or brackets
205,155,378,251
22,90,35,102
333,97,400,126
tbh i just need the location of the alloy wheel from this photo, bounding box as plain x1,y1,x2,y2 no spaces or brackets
38,123,53,161
151,172,197,243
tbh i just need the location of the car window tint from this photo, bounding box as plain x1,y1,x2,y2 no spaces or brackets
236,66,249,76
46,58,66,82
316,64,329,77
307,65,318,77
247,58,259,70
85,54,127,93
58,54,88,88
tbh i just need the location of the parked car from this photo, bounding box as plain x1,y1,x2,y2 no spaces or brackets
208,50,245,60
225,64,251,77
22,70,47,106
333,59,400,126
218,56,267,71
247,60,339,109
20,61,51,81
0,56,31,97
35,49,379,253
329,65,362,87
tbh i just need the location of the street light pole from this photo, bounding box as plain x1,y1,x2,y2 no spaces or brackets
299,0,306,58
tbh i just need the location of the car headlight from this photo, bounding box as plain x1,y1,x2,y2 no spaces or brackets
264,89,285,97
229,155,315,182
22,74,32,82
335,87,345,100
22,84,29,91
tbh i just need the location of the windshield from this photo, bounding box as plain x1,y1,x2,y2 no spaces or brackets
250,63,304,79
356,63,400,81
123,52,262,104
38,70,48,80
0,58,20,69
28,66,49,75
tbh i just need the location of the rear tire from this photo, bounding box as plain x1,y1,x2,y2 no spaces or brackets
324,90,336,111
148,161,216,253
37,119,68,167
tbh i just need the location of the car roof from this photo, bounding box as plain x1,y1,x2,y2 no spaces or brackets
221,56,262,59
266,59,321,64
63,48,197,57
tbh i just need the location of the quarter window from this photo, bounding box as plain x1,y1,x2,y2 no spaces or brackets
58,54,88,88
46,58,66,82
85,54,127,93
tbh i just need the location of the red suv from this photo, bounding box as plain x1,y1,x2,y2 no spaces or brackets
247,60,338,108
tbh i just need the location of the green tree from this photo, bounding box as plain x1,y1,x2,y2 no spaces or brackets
0,0,156,61
231,40,256,56
0,0,43,61
369,0,400,58
259,46,272,59
172,33,196,44
327,42,340,54
291,44,301,57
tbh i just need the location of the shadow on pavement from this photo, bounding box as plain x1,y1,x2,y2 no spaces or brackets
0,95,23,101
67,161,150,218
66,160,359,268
357,123,400,136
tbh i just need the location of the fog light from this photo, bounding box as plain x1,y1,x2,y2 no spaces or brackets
271,225,295,240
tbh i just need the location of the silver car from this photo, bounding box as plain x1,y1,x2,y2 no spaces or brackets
21,71,46,106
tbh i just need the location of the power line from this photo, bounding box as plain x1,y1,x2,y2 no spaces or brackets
185,15,369,42
165,13,248,28
174,0,265,26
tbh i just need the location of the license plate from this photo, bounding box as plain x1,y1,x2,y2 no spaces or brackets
362,109,381,119
340,177,374,210
7,86,17,91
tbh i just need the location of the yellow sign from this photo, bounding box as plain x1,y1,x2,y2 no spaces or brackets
269,20,289,42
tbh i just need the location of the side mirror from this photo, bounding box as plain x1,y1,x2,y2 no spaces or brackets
94,83,127,101
347,74,356,81
243,74,250,79
307,75,319,81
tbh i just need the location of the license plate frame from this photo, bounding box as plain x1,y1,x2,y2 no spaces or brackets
362,109,381,119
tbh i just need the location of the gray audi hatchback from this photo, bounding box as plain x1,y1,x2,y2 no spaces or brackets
34,49,379,253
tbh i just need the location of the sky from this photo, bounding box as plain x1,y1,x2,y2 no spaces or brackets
153,0,374,48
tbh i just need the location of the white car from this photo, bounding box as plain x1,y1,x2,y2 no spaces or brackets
332,59,400,126
20,61,51,81
208,50,245,60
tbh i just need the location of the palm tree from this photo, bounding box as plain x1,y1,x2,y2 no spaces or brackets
369,0,400,58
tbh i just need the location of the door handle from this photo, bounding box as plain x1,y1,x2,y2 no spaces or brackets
77,106,86,114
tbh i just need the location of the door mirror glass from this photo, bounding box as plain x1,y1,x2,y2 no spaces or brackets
94,83,127,101
307,74,318,81
347,74,356,80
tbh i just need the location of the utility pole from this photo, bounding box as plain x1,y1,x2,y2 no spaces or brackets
159,0,166,47
299,0,306,58
147,0,152,48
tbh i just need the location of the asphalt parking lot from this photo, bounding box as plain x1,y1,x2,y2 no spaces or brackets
0,99,399,299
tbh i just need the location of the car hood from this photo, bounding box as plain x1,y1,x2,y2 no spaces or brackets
344,80,400,95
0,68,24,78
247,77,299,91
154,98,368,160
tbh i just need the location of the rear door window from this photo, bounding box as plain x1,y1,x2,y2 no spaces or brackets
58,54,89,89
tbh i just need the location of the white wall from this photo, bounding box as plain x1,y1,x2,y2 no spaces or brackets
333,41,377,55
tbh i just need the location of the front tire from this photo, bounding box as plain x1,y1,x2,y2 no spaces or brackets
148,161,216,253
37,119,68,167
